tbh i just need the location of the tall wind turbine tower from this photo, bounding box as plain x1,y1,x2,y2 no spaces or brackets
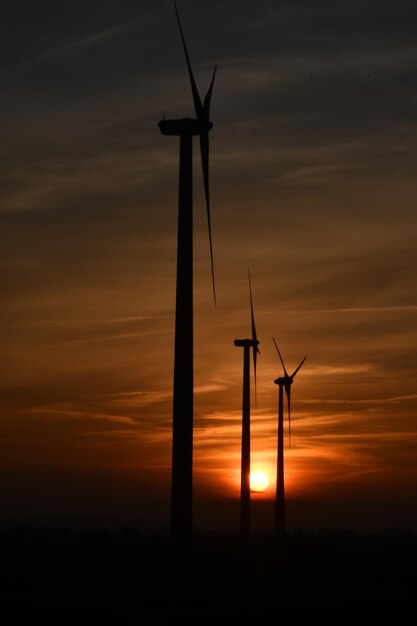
272,338,306,535
234,271,260,540
158,2,217,545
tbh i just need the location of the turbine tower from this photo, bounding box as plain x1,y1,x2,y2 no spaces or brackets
158,1,217,545
234,271,260,540
272,338,306,535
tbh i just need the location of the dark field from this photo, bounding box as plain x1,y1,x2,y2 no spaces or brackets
1,526,416,621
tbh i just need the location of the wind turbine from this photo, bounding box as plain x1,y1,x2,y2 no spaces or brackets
234,271,260,539
158,1,217,545
272,338,306,535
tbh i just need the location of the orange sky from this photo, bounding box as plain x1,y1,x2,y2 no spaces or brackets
0,0,416,530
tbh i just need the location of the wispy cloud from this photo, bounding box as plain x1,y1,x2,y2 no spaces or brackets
28,315,168,326
290,305,417,314
108,390,172,408
302,364,376,376
109,382,227,408
35,19,144,62
0,17,149,84
300,394,417,405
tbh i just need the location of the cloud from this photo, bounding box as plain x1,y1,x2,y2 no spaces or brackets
301,394,417,405
33,19,145,63
294,305,417,314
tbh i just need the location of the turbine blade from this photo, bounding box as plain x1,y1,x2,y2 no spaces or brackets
200,131,216,304
175,2,216,303
272,337,289,377
248,269,258,344
285,382,291,447
290,356,306,379
253,346,258,405
203,65,217,120
248,269,259,403
174,0,204,119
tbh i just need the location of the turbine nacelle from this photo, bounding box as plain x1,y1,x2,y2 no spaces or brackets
158,118,213,137
274,375,293,386
234,338,260,348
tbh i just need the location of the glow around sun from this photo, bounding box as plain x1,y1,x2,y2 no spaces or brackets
250,471,270,492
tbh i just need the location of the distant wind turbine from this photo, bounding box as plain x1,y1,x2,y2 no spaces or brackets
158,1,217,545
272,338,306,535
234,271,260,539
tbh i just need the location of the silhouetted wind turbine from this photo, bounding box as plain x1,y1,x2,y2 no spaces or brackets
272,338,306,535
234,271,260,539
158,1,217,545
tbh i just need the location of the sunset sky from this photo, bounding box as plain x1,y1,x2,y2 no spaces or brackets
1,0,416,531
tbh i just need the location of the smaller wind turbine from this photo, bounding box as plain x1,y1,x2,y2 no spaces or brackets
234,270,260,539
272,338,306,535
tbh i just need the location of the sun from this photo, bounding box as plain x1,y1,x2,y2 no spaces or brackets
250,471,270,492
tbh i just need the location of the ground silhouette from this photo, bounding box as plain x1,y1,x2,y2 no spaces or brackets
1,525,416,621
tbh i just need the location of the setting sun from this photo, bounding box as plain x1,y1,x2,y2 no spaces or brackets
250,471,270,492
